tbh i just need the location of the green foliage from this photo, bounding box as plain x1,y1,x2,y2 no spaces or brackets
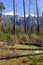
31,21,36,33
0,30,6,41
16,26,24,34
39,33,43,46
18,34,31,44
0,2,5,19
6,33,19,46
0,29,43,46
6,33,14,46
0,2,5,9
30,34,41,43
3,18,13,33
0,22,3,30
29,34,43,46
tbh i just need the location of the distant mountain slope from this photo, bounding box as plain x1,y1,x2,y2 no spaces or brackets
1,14,43,28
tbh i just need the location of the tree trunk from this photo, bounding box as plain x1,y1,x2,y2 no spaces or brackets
13,0,16,35
36,0,39,34
23,0,26,34
28,0,31,36
0,10,2,21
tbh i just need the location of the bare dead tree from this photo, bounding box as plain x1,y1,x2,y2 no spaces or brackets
33,8,36,34
32,1,36,34
29,0,31,22
23,0,26,34
29,0,39,34
13,0,16,35
36,0,39,34
28,0,31,35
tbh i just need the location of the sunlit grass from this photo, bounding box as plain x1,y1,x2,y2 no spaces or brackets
4,44,39,49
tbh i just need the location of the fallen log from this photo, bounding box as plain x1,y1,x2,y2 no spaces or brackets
0,51,43,60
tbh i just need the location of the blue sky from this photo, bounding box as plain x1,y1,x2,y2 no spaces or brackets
0,0,43,16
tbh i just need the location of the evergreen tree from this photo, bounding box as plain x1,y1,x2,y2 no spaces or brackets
0,2,5,21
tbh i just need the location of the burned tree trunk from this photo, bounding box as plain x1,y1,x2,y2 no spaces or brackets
23,0,26,34
28,0,31,35
13,0,16,35
36,0,39,34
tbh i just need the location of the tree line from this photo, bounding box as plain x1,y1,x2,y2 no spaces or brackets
0,0,42,35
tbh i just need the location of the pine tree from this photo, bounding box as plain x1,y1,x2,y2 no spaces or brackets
0,2,5,21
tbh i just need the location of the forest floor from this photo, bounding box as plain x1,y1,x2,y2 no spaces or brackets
0,42,43,65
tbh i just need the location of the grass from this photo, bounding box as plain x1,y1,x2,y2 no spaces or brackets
4,44,39,49
0,54,43,65
0,42,43,65
0,42,41,55
2,43,40,55
0,42,6,47
14,44,39,48
0,42,40,51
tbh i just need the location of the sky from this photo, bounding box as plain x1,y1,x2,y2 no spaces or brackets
0,0,43,16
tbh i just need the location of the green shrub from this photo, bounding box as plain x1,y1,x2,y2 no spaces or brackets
30,34,41,43
0,30,6,41
16,26,24,34
18,34,31,45
6,33,19,46
30,34,43,46
39,33,43,46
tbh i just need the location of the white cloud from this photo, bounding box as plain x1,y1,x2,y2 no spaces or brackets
3,11,18,16
30,14,37,17
22,15,28,17
3,12,37,17
23,13,37,17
